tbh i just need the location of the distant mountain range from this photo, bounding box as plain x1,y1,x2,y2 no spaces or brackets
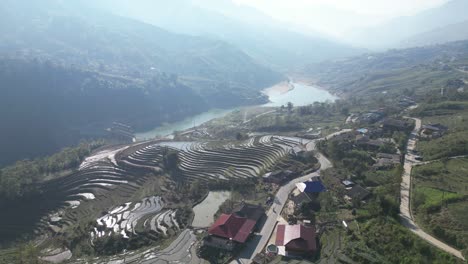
401,20,468,48
0,0,284,90
88,0,363,70
347,0,468,49
0,0,285,166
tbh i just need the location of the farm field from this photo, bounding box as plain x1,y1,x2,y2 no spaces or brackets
412,158,468,255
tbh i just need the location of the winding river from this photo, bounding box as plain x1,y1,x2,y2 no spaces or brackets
135,82,336,140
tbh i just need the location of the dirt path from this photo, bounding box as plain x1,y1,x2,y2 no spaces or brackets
400,117,465,260
414,155,468,166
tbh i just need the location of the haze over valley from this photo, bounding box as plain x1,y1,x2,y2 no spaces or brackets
1,1,468,263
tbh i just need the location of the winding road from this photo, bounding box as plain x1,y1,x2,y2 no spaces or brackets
400,117,465,260
231,140,332,264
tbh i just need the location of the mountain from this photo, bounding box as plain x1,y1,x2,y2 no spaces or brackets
307,40,468,98
347,0,468,49
0,0,287,166
0,0,283,92
0,58,210,167
401,20,468,47
88,0,363,70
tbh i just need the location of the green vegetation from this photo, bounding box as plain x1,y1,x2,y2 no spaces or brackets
412,158,468,252
413,158,468,196
0,141,104,202
308,41,468,101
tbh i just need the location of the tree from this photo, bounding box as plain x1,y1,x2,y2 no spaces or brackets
15,243,40,264
189,180,207,199
340,107,350,116
162,147,179,171
287,102,294,112
236,132,246,141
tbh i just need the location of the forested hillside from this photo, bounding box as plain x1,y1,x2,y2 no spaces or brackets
347,0,468,48
0,0,283,91
402,20,468,48
90,0,362,70
0,58,208,166
0,0,288,166
307,40,468,99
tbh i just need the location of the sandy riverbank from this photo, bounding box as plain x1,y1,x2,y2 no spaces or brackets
262,81,294,96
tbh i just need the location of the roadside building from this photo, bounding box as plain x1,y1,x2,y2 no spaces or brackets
382,118,412,132
263,170,292,185
275,224,317,256
373,153,401,169
329,130,356,142
296,181,326,194
290,192,312,207
421,123,448,139
204,203,265,251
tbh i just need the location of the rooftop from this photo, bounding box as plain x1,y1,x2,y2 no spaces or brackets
208,213,256,243
275,224,317,254
296,181,326,193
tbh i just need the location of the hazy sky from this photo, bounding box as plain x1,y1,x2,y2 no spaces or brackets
232,0,449,36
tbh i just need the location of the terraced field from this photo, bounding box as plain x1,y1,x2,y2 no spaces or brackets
0,136,306,260
120,136,306,182
92,196,179,241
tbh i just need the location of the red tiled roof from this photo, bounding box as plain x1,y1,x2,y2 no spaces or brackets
275,224,316,252
208,213,256,243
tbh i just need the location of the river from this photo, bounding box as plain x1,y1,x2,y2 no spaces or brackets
135,82,336,140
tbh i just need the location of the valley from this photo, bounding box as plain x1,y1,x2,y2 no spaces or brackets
2,1,468,264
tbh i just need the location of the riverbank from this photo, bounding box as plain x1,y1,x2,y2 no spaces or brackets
135,80,337,141
262,81,294,96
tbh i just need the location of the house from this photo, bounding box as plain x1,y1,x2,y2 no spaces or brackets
108,122,135,142
329,130,356,142
356,135,386,150
346,185,370,202
398,97,416,107
296,181,326,193
382,118,412,132
205,203,265,250
360,110,385,124
341,180,355,188
275,224,317,256
421,124,448,139
373,153,401,169
356,128,369,135
232,202,265,226
263,170,292,185
290,192,312,206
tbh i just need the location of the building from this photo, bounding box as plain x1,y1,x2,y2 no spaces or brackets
346,185,370,202
296,181,326,194
275,224,317,256
421,124,448,139
382,118,412,132
205,203,265,251
108,122,135,142
373,153,401,169
263,170,292,185
355,135,386,150
341,180,355,188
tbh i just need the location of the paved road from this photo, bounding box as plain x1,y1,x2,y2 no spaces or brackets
400,118,465,260
231,140,332,264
